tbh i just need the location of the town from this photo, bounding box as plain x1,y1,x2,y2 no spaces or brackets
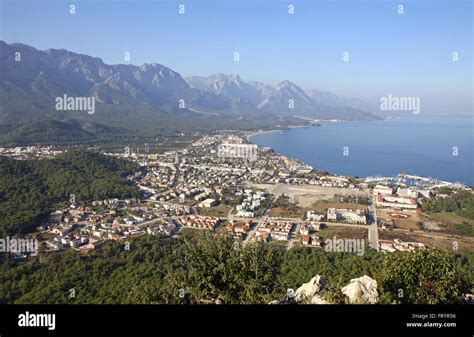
2,132,472,258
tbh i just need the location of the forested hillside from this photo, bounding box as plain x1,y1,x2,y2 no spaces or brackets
0,233,472,304
0,150,139,236
422,190,474,220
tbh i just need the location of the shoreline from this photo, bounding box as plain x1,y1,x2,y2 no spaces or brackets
245,117,377,141
245,120,470,187
246,123,318,141
246,129,284,141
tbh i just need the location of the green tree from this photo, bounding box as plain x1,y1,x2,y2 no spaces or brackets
378,249,470,304
164,232,283,304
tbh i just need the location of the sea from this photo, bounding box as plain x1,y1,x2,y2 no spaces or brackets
250,115,474,185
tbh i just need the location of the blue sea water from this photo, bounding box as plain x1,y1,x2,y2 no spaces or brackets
250,115,474,185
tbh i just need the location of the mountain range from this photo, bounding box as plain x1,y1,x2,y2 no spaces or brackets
0,41,380,144
185,74,373,118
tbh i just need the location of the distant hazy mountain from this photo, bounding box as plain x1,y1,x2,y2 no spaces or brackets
256,80,314,113
305,89,372,111
185,73,268,105
0,41,380,142
186,74,379,120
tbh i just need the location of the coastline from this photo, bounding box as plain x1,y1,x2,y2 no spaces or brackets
246,129,284,141
245,118,372,142
246,123,318,142
245,118,472,186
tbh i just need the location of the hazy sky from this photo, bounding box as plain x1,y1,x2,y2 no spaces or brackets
1,0,472,113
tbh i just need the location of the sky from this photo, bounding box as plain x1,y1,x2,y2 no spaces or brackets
0,0,472,113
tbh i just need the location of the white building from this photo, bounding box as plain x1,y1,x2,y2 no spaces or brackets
307,211,324,221
327,208,367,224
198,199,218,208
396,187,418,198
376,195,418,210
373,185,393,196
217,143,258,161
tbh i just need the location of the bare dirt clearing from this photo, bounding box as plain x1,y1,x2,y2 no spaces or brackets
250,183,368,208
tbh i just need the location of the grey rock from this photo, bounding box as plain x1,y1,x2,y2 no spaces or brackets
341,275,379,304
295,275,327,304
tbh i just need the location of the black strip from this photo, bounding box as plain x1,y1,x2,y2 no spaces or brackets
0,304,472,337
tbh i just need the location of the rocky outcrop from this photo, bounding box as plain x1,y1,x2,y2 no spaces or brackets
295,275,328,304
270,275,329,304
341,275,379,304
270,274,379,305
463,294,474,304
280,289,297,304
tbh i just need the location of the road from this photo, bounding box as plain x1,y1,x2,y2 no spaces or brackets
226,207,235,223
367,197,379,251
324,222,368,229
286,221,301,251
136,218,162,228
242,209,270,246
